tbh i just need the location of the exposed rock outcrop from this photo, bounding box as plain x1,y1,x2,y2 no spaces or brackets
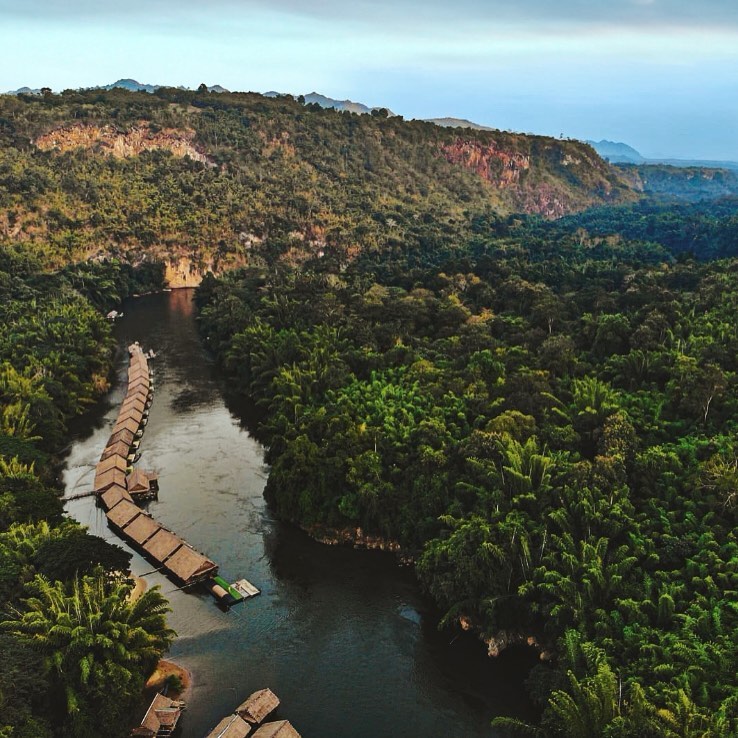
440,140,530,187
35,122,211,163
164,256,215,288
439,137,633,218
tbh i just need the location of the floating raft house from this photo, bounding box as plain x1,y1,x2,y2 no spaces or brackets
251,721,301,738
91,342,258,599
205,714,253,738
237,690,280,726
131,693,185,737
205,690,299,738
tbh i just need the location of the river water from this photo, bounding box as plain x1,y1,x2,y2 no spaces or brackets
63,289,535,738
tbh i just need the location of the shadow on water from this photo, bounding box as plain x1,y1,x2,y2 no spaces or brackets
62,289,537,738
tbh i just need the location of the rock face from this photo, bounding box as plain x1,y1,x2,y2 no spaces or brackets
440,140,530,187
439,137,631,218
164,256,216,288
35,123,211,163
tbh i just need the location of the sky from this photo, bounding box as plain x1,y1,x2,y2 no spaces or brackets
1,0,737,160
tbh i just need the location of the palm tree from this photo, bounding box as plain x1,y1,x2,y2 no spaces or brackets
2,570,174,728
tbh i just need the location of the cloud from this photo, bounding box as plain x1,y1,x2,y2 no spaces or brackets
3,0,738,31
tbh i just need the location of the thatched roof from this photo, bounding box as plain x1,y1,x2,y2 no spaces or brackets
106,499,141,528
100,439,132,461
128,372,149,387
115,405,144,425
128,366,150,380
143,529,183,562
127,467,157,493
251,721,300,738
124,513,161,545
165,545,217,583
108,428,135,448
205,715,252,738
136,693,182,736
237,689,280,725
96,454,128,475
112,416,141,436
121,396,146,414
94,466,128,492
100,485,133,511
128,382,150,397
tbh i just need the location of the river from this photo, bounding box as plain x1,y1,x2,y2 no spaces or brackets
63,289,536,738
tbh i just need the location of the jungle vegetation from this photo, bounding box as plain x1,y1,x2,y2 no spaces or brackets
0,248,171,738
198,207,738,736
2,86,738,737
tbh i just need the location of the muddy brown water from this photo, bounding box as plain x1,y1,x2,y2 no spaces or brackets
63,289,537,738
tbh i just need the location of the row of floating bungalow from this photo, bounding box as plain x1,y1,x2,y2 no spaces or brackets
204,689,301,738
95,344,259,601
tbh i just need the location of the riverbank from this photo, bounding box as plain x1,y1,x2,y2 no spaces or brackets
128,574,148,602
145,659,192,701
63,289,536,737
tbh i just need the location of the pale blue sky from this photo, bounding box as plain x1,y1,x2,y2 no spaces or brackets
1,0,737,160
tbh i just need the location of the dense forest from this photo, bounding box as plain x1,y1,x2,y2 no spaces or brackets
198,208,738,736
3,86,738,737
0,252,170,738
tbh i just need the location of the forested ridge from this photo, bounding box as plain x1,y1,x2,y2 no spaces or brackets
0,87,632,274
198,209,738,736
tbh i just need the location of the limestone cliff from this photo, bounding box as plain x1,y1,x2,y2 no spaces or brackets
440,138,633,218
440,140,530,187
35,123,211,164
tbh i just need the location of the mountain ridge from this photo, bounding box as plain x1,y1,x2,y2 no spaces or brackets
0,85,637,280
7,81,736,168
588,139,738,171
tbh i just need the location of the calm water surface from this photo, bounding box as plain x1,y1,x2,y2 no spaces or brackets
63,289,535,738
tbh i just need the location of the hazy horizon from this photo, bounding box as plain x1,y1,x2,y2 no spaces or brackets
2,0,737,161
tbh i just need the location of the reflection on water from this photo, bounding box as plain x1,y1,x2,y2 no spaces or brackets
63,290,535,738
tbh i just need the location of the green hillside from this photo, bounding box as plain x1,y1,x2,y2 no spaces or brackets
0,87,634,278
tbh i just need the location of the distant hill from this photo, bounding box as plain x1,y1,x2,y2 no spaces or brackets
6,79,230,95
587,140,645,164
587,139,738,171
6,86,42,95
588,138,738,201
423,117,495,131
654,158,738,172
617,163,738,203
264,90,394,116
101,78,159,93
305,91,381,114
100,79,230,94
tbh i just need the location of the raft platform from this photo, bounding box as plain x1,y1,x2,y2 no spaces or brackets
205,576,261,606
91,343,259,607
